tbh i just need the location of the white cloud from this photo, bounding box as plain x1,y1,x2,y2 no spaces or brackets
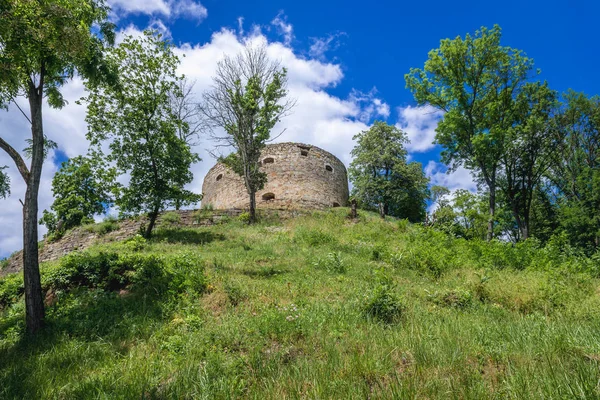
396,105,443,152
309,32,346,60
0,22,380,258
107,0,207,23
270,12,294,46
424,161,477,213
349,89,390,122
424,161,477,192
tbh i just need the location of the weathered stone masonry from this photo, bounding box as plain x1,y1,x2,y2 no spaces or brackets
202,142,350,210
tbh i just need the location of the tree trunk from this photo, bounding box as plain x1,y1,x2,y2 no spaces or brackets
487,186,495,242
145,206,160,238
249,191,256,224
350,199,357,219
24,87,45,334
378,203,385,219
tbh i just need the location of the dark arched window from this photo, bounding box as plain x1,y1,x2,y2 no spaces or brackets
325,165,333,172
263,157,274,164
332,202,340,207
216,174,223,181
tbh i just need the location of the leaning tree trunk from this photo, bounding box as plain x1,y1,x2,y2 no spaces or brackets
487,185,496,242
24,86,46,334
145,205,161,238
378,203,385,219
248,190,257,224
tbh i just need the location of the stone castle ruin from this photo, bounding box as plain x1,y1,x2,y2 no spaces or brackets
202,142,349,210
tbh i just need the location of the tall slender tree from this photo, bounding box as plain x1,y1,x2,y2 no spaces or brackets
500,82,558,240
406,25,534,240
0,0,115,333
201,45,294,223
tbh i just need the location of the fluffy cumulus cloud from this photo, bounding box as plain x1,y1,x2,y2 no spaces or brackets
396,105,443,152
107,0,207,23
0,19,382,258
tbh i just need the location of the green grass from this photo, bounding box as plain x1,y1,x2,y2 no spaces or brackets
2,209,600,399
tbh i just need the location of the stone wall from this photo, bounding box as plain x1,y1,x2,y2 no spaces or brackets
0,208,311,277
202,142,349,210
0,209,239,277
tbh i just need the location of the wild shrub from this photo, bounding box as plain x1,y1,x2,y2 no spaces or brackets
238,212,251,223
124,234,147,251
161,211,181,226
313,252,347,273
224,280,247,306
429,288,473,309
168,252,208,294
85,217,119,236
362,269,405,323
0,274,24,308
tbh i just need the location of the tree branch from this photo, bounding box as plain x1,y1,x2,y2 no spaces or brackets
0,136,30,182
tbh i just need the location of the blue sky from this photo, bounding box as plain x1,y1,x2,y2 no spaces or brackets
120,0,600,175
1,0,598,257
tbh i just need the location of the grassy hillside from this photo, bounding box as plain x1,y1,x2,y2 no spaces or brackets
1,209,600,399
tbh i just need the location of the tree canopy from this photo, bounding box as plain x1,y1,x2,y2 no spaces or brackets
83,31,200,238
349,121,429,222
0,0,116,333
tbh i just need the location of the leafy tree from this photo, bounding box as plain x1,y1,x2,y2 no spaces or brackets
40,155,117,234
406,25,535,240
430,185,450,208
0,0,115,333
84,31,200,238
349,121,429,221
453,189,488,240
549,91,600,251
500,82,558,240
201,45,294,223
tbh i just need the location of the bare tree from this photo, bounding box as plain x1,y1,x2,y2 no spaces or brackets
170,78,202,146
201,44,294,223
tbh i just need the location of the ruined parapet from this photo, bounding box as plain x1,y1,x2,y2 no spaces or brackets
201,142,349,210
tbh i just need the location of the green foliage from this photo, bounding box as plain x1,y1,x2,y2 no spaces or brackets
223,280,247,306
0,166,10,199
362,270,405,323
0,273,23,308
313,252,347,273
83,31,200,238
238,212,251,224
124,234,147,252
406,25,536,239
39,249,207,298
429,288,473,309
161,211,181,226
84,217,119,236
41,155,117,234
2,210,600,398
0,0,117,333
294,226,336,246
349,121,429,221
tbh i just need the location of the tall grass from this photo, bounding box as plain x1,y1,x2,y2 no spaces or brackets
1,208,600,398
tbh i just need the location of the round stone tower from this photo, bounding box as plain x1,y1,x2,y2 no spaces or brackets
202,142,349,210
